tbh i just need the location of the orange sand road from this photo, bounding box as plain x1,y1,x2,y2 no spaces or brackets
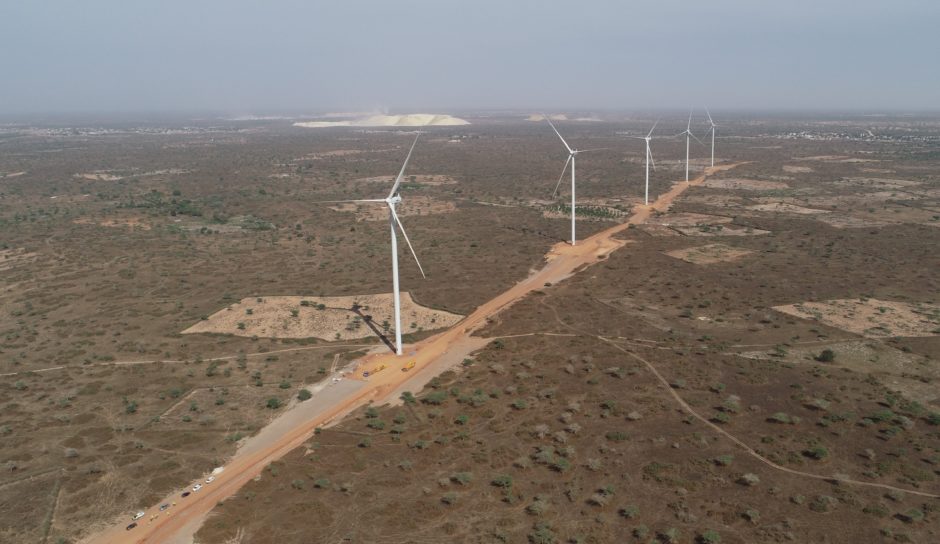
86,164,741,544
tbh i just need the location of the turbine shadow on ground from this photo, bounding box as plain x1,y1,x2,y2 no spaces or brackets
348,303,396,354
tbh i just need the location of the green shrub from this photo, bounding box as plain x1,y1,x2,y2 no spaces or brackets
265,398,281,409
297,389,312,401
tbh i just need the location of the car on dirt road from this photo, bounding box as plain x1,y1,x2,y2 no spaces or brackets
181,491,191,498
126,523,137,531
205,476,215,484
159,503,170,511
192,483,202,492
132,511,144,521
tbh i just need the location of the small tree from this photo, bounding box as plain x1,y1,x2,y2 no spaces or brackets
297,389,312,401
266,398,281,409
816,349,836,363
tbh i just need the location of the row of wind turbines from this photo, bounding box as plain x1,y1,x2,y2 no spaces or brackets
323,110,719,356
549,108,719,246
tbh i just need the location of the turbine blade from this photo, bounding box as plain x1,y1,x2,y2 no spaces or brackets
648,146,657,171
545,116,573,153
647,119,660,138
690,132,706,146
687,108,693,131
388,135,420,199
705,107,714,126
552,154,572,197
315,199,386,203
388,204,426,279
576,147,608,153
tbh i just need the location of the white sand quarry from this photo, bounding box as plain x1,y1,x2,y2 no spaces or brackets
294,114,469,128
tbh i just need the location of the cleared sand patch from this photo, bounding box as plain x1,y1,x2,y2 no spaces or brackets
0,248,38,271
352,174,458,186
703,178,790,190
73,216,151,230
682,194,745,207
330,196,456,221
183,293,464,340
294,114,469,128
815,214,891,229
833,177,922,189
745,202,830,214
647,212,734,227
665,243,753,264
783,165,814,174
645,212,768,236
0,171,26,179
774,298,940,338
75,172,124,181
673,224,770,236
638,224,681,237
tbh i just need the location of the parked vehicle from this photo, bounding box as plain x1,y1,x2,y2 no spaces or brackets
126,523,137,531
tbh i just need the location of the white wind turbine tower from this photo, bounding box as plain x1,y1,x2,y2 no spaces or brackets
705,107,718,167
675,109,704,182
546,117,604,245
627,121,659,205
320,135,425,355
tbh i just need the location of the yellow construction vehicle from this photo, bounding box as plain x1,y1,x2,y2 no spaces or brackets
362,364,387,378
402,361,416,372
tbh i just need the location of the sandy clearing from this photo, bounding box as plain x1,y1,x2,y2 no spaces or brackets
774,298,940,338
0,171,26,178
73,217,151,230
182,293,463,341
665,243,754,264
833,177,922,189
294,114,469,128
0,248,38,271
672,224,770,237
329,196,457,221
783,165,814,173
815,214,891,229
646,212,734,227
703,178,790,190
84,163,746,544
745,202,830,215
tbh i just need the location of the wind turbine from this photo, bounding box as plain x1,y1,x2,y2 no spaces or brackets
705,108,718,167
627,121,659,205
319,135,424,355
675,109,704,182
546,117,604,245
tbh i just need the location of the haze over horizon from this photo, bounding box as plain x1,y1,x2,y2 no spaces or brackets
1,0,937,116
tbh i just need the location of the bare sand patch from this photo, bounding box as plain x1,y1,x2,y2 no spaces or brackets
329,196,456,221
73,216,151,230
783,165,814,174
75,172,124,181
774,298,940,338
647,212,734,227
833,177,922,189
815,214,891,229
665,243,754,265
0,248,38,271
703,178,790,190
673,224,770,237
682,194,745,207
294,114,469,128
745,202,830,215
352,174,458,186
182,293,464,341
0,171,26,179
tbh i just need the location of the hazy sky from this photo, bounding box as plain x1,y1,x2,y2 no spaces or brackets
1,0,937,114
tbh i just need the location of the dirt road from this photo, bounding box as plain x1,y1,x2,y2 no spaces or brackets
85,165,739,544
